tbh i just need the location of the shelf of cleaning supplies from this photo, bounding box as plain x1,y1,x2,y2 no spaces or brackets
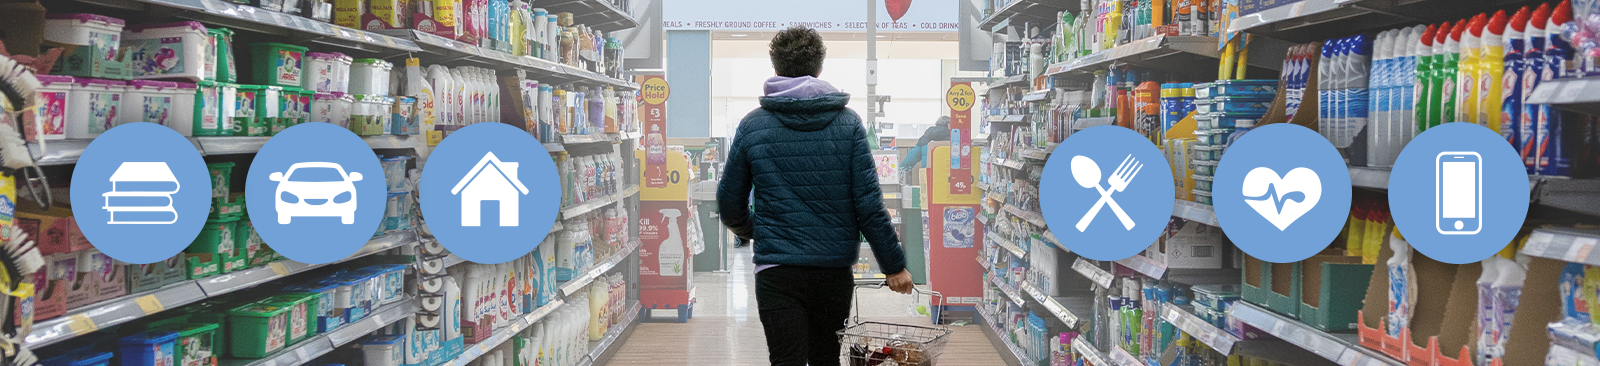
364,135,428,150
389,30,638,90
1521,228,1600,266
989,74,1030,88
1162,305,1239,356
1070,337,1110,366
988,231,1028,260
559,238,640,297
219,299,417,366
562,133,634,145
25,230,417,348
1044,35,1218,77
1527,75,1600,115
1228,301,1406,366
574,301,643,366
442,299,567,366
1003,204,1047,227
1108,346,1144,366
1172,199,1220,227
985,114,1030,123
26,135,426,166
1533,177,1600,218
976,307,1032,366
988,274,1027,307
537,0,639,32
1016,146,1052,160
1113,254,1166,280
67,0,425,57
1348,166,1393,190
1026,283,1090,329
1228,0,1525,44
1071,258,1114,289
978,0,1077,33
27,138,200,166
560,184,639,219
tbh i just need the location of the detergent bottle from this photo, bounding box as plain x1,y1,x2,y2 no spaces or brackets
1504,7,1531,147
1415,24,1437,135
1481,10,1508,135
1520,4,1551,171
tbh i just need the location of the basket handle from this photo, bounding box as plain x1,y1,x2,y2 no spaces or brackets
851,280,948,330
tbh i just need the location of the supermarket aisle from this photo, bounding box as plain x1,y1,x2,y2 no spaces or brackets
606,247,1005,365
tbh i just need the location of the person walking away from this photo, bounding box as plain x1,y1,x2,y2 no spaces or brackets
899,116,951,177
717,27,915,366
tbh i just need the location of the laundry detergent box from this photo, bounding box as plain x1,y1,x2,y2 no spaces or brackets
44,14,128,79
123,21,210,82
126,254,184,293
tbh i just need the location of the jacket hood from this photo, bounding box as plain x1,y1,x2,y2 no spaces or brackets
759,92,853,132
763,76,839,98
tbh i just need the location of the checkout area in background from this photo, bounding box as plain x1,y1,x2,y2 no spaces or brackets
682,136,952,288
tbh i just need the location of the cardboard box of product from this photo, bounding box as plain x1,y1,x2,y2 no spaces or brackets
1295,255,1371,332
1240,254,1299,318
1151,217,1223,269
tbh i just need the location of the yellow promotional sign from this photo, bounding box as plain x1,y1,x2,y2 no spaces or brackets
946,84,975,112
642,78,671,105
636,149,691,202
929,144,983,205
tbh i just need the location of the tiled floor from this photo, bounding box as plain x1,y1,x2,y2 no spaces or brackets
605,246,1005,365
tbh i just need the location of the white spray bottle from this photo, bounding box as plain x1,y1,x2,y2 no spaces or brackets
658,209,685,277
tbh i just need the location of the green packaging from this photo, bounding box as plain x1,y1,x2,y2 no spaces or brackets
226,304,291,358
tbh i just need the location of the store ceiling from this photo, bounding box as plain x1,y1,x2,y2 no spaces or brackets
711,31,959,42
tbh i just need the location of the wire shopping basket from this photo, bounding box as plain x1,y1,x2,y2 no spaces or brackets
838,280,953,366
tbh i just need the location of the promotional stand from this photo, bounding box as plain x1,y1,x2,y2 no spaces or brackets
924,142,986,319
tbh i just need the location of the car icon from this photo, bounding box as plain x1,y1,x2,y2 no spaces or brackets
268,162,363,225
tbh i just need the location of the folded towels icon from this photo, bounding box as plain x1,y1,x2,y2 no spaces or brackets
103,162,181,224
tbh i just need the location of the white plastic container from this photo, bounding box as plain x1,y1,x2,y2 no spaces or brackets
303,52,344,93
335,54,353,93
120,80,182,127
123,21,210,82
44,14,127,79
348,58,393,96
65,78,126,139
217,83,238,135
311,92,354,128
361,334,406,366
31,75,74,141
169,82,197,136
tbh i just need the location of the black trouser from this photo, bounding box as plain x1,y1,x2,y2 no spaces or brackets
756,265,854,366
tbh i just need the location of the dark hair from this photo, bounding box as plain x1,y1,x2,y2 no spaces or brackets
769,27,826,77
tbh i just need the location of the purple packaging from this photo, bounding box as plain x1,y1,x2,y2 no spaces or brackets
942,206,974,248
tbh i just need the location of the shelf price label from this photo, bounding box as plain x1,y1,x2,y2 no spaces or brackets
1073,258,1114,288
135,295,164,315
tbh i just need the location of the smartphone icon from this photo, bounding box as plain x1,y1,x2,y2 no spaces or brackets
1436,152,1482,235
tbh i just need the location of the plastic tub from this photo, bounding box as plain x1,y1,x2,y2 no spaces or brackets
325,278,356,324
217,83,238,135
334,54,353,93
32,75,74,141
249,85,283,136
191,81,222,135
235,217,258,265
227,303,291,357
1199,96,1273,115
124,21,210,82
117,331,178,366
1211,79,1278,98
170,323,220,366
206,161,233,204
334,274,377,320
188,217,243,273
285,281,344,332
1192,113,1213,130
1192,129,1220,147
1191,82,1215,99
1193,189,1213,205
1192,145,1221,161
361,334,407,366
273,87,302,134
122,80,180,127
1205,112,1260,129
348,58,392,96
251,43,308,87
303,52,341,93
311,92,353,127
65,78,125,139
350,94,391,135
169,82,198,135
41,351,113,366
359,264,407,305
208,28,236,83
258,293,319,344
45,14,127,79
298,90,315,125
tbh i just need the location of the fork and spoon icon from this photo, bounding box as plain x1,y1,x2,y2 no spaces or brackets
1073,154,1142,232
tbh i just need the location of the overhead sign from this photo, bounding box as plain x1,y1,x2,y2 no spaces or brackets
663,0,958,32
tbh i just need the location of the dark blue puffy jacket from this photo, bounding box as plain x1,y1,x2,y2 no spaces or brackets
717,92,907,275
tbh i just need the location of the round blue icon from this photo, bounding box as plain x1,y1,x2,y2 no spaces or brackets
245,123,388,264
1389,122,1529,264
70,123,212,264
419,123,561,264
1213,123,1352,263
1041,125,1174,261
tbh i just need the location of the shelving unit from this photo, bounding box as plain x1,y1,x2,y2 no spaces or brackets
979,0,1076,33
1227,302,1404,366
442,300,566,366
25,230,418,348
221,300,419,366
976,307,1031,366
560,239,642,297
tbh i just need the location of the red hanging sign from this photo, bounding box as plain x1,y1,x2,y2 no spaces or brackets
947,82,974,195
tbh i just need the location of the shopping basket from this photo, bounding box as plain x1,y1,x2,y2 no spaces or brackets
838,280,953,366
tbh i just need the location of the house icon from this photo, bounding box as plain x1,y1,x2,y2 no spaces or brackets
451,152,530,227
